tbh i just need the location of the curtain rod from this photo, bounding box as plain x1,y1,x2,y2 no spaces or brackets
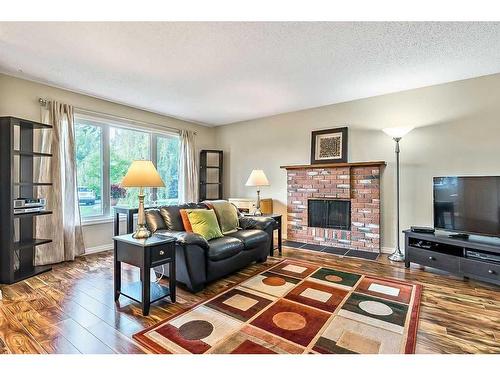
38,97,197,135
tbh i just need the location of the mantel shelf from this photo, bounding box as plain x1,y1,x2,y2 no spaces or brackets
280,161,386,170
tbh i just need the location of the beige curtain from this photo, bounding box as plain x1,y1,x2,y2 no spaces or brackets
178,129,198,203
36,101,85,264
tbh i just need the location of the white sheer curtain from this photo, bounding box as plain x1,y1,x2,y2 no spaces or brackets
178,129,198,203
36,101,85,264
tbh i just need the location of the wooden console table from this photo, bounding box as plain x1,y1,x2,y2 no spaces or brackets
404,230,499,285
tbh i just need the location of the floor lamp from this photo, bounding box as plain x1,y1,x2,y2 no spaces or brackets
382,127,414,262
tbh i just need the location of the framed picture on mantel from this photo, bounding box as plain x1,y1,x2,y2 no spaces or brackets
310,127,348,164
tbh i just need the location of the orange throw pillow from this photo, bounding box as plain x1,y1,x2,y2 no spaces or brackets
179,209,193,232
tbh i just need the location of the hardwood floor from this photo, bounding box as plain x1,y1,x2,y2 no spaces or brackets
0,247,499,354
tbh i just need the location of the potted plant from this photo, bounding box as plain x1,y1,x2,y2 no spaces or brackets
111,184,127,206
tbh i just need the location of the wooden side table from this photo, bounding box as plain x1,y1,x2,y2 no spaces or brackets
113,234,176,316
243,213,282,256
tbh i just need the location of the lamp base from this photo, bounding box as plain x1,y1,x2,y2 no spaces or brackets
388,248,405,262
132,224,151,239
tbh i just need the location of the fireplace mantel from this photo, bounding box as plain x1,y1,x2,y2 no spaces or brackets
280,161,386,170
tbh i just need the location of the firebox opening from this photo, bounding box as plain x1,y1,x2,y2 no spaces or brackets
307,199,351,230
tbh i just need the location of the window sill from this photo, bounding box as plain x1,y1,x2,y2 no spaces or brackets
81,216,126,226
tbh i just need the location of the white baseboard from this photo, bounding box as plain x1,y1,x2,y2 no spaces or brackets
381,246,393,254
85,244,396,255
85,243,113,254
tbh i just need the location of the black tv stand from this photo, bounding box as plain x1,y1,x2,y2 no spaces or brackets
448,233,470,240
404,230,499,285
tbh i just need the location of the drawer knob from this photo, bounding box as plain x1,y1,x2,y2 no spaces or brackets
428,256,435,261
159,250,165,255
488,269,494,274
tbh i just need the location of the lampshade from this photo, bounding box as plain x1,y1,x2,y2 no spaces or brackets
245,169,270,187
121,160,165,187
382,127,414,138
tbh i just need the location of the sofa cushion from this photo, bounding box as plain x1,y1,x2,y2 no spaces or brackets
226,229,268,250
159,203,207,231
179,209,193,232
186,209,224,241
145,209,167,232
207,237,244,261
203,200,239,235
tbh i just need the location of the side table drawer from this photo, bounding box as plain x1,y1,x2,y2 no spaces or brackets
150,244,174,266
407,247,460,273
461,258,500,283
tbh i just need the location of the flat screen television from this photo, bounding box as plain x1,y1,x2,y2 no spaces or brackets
433,176,500,237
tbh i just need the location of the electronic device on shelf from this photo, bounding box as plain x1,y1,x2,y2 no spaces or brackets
410,226,435,234
14,207,46,214
13,198,47,208
466,250,500,264
433,176,500,238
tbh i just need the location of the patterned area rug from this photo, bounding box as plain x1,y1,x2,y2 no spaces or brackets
133,259,422,354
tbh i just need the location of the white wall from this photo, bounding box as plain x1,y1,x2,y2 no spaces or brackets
0,73,217,252
214,73,500,252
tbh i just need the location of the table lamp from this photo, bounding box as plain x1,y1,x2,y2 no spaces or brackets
382,127,414,261
245,169,270,215
121,160,165,239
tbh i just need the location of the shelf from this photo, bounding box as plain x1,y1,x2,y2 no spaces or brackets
280,161,387,170
4,116,53,129
14,150,53,157
14,182,53,186
13,264,52,283
14,210,52,218
201,166,221,169
200,182,222,185
119,281,171,304
13,238,52,250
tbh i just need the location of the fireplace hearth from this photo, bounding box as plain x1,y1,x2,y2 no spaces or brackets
308,199,351,230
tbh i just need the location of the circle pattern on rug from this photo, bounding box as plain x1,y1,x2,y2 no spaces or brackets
358,301,393,316
178,320,214,340
325,275,343,282
272,312,307,330
262,276,286,286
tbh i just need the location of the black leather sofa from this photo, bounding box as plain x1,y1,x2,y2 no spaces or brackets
144,203,275,292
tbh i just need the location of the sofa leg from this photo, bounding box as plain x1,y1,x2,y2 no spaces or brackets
256,256,267,263
187,282,205,293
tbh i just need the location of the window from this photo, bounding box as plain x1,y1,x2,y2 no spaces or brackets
75,120,103,217
74,112,180,221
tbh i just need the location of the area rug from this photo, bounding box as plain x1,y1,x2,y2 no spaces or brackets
133,259,422,354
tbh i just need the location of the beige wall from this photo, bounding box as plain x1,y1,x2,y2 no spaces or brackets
3,72,500,254
0,73,217,251
214,73,500,252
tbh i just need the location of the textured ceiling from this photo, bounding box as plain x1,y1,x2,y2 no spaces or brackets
1,22,500,126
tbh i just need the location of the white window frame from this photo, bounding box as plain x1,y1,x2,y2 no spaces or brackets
74,110,180,223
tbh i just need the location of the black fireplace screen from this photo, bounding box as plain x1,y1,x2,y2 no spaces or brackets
308,199,351,230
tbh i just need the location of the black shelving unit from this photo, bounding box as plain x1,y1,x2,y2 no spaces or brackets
199,150,223,201
0,116,53,284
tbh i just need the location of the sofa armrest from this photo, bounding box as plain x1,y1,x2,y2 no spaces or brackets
239,216,275,231
154,230,210,250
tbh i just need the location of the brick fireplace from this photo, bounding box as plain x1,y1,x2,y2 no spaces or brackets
281,161,385,253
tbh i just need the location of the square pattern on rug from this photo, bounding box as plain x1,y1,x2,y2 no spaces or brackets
133,259,422,354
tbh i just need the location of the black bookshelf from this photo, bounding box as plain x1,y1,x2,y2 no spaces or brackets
0,116,54,284
199,150,223,201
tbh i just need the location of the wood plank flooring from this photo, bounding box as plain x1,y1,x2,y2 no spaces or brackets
0,247,499,354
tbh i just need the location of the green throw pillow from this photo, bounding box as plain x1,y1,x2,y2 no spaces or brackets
186,209,224,241
204,200,239,234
